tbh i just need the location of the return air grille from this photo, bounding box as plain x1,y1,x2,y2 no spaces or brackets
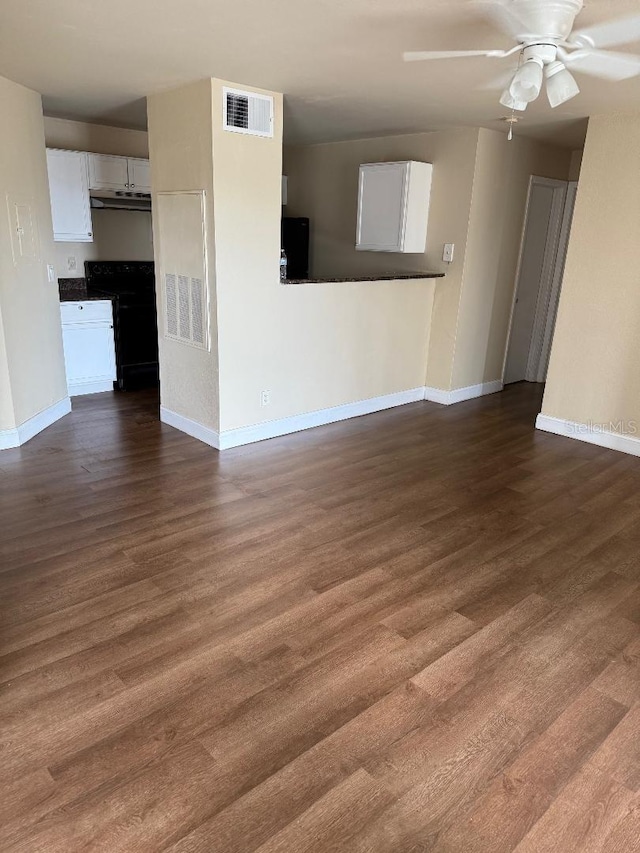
223,87,273,137
165,273,178,337
164,272,207,350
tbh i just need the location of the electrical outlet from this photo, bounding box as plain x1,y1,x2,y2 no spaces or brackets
260,389,271,407
442,243,455,263
67,256,77,271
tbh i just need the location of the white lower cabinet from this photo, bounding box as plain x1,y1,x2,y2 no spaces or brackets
60,301,116,396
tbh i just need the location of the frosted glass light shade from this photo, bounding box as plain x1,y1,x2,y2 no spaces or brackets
545,61,580,107
509,59,544,103
500,87,528,111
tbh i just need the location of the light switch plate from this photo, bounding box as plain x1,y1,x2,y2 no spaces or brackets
47,264,55,283
443,243,455,263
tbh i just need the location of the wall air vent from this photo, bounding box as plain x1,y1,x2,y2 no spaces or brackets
164,273,208,350
157,191,209,352
223,87,273,138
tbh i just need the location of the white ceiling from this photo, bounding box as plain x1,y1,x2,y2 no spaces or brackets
1,0,639,148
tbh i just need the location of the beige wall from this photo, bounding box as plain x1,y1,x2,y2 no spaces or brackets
150,79,572,442
568,148,583,182
150,79,436,437
283,129,478,281
541,112,640,434
147,79,220,432
211,82,435,432
451,130,571,389
43,116,148,158
51,209,154,279
284,129,570,392
0,76,68,431
284,130,479,392
0,302,16,428
43,117,153,278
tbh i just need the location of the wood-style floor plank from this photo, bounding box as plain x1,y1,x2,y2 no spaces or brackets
1,383,640,851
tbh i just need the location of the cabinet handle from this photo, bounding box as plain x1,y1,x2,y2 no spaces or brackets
125,183,130,188
130,184,135,188
78,305,83,310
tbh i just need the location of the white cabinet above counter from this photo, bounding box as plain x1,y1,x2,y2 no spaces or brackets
356,161,432,254
88,154,151,193
45,148,151,243
46,149,93,242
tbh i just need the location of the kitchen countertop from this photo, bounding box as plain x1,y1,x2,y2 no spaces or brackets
283,272,445,284
58,278,114,302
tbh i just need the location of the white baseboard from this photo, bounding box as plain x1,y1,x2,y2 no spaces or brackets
218,387,426,449
424,380,503,406
161,387,426,451
422,386,451,405
160,406,220,449
536,414,640,458
161,382,505,452
0,397,72,450
69,379,114,397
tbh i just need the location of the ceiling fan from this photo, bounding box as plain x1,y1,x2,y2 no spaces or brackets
404,0,640,110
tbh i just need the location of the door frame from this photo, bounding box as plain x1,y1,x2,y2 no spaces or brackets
535,180,578,382
501,175,568,384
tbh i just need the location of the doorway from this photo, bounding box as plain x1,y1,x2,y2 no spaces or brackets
504,176,577,384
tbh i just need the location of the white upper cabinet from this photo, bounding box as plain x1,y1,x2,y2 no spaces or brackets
88,154,130,191
46,149,93,243
356,161,432,253
127,158,151,192
88,154,151,193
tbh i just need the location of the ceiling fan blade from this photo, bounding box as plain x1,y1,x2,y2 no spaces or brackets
403,49,506,62
478,69,516,91
471,0,530,40
570,14,640,49
469,0,531,40
564,48,640,81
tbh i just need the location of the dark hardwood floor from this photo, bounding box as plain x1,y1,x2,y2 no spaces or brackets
1,384,639,852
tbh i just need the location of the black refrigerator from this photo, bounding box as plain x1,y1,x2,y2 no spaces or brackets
281,217,309,280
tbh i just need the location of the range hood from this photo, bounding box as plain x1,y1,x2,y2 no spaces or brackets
90,192,151,212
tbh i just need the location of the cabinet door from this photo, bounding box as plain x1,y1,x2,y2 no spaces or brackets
62,323,116,393
127,158,151,192
46,149,93,242
88,154,130,191
356,163,408,252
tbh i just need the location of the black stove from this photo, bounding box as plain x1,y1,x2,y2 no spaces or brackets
85,261,159,391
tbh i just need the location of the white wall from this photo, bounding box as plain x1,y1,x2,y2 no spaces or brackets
0,77,68,432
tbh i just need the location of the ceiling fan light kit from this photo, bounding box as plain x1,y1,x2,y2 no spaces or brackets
499,87,529,111
545,60,580,107
509,56,544,102
403,0,640,114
